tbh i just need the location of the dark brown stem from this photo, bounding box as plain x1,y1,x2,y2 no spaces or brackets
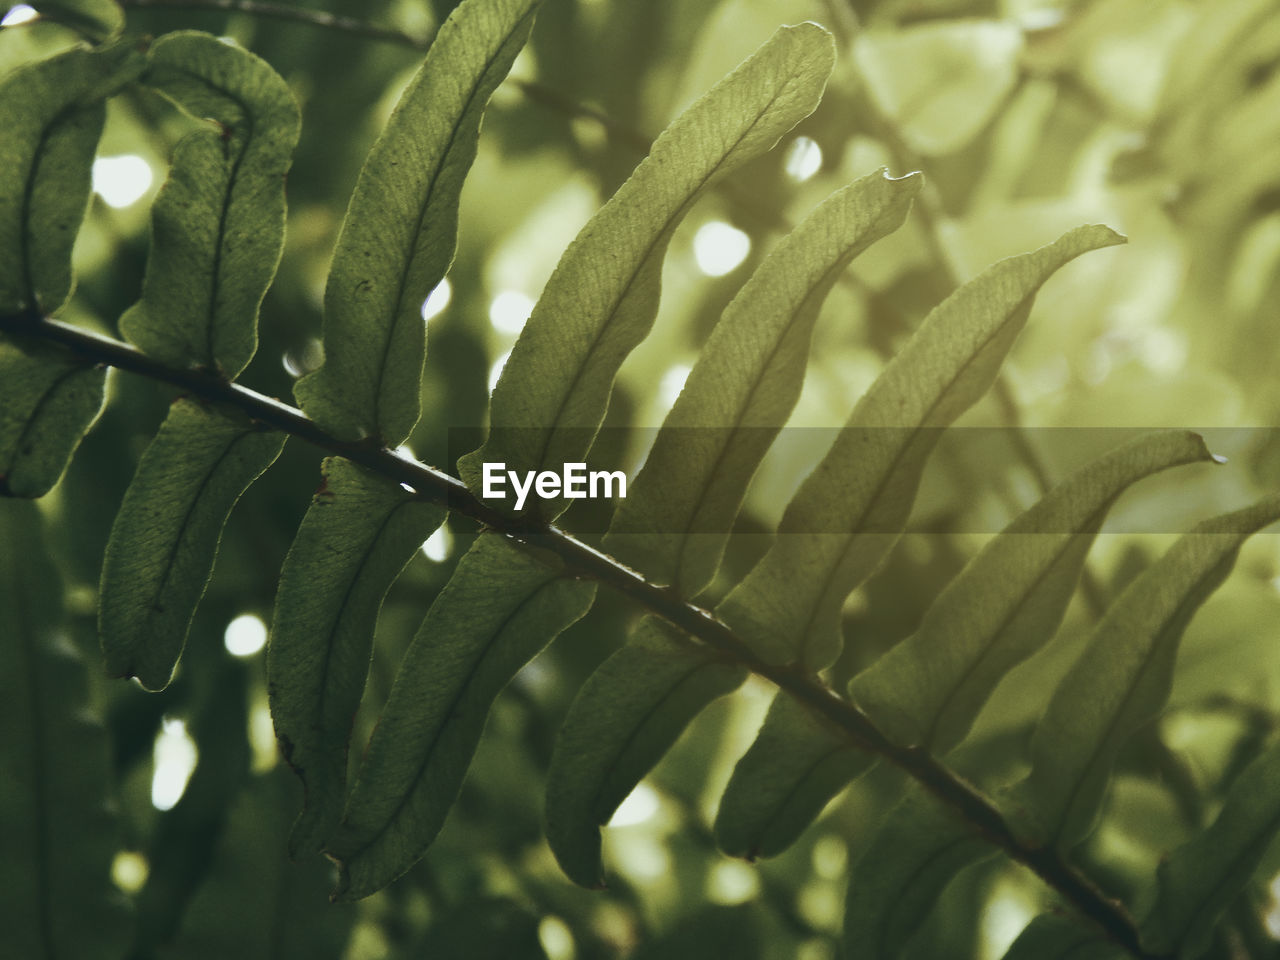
0,310,1165,960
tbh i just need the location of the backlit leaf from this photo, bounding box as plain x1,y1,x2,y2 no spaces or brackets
458,23,836,505
1142,737,1280,959
268,458,446,857
605,169,921,595
843,786,996,960
1010,493,1280,850
999,914,1124,960
295,0,539,443
0,336,105,497
714,690,872,860
0,39,143,315
99,399,285,691
0,498,131,959
850,430,1217,754
328,533,595,899
121,32,300,378
719,224,1125,670
546,616,747,888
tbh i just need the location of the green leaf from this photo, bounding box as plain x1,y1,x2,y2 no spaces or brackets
120,32,300,379
29,0,124,40
99,399,285,691
718,224,1126,670
714,690,872,860
0,39,144,315
604,169,921,595
0,498,131,959
843,786,996,960
1010,493,1280,850
164,768,356,960
295,0,539,443
0,336,105,497
268,457,446,857
328,533,595,899
546,616,747,888
1142,737,1280,959
459,23,836,502
998,914,1124,960
850,430,1218,755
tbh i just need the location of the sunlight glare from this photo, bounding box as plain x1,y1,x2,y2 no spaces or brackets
785,136,824,182
223,613,267,657
658,364,691,409
420,278,452,321
92,155,154,209
489,290,535,335
1,5,38,26
151,717,198,811
609,782,659,826
489,349,511,392
693,221,750,276
422,525,452,562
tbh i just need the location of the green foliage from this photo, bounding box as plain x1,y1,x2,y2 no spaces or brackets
99,399,284,690
269,457,446,857
120,31,300,378
295,0,538,444
3,2,1280,959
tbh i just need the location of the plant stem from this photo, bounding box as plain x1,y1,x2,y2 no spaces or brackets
0,310,1165,960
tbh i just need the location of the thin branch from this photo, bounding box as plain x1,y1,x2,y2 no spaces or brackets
0,309,1166,960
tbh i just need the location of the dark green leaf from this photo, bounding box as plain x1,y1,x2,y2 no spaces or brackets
850,430,1217,754
0,498,131,959
843,787,995,960
0,337,105,497
719,224,1126,670
998,913,1124,960
458,23,836,502
328,533,595,899
0,39,144,315
295,0,539,443
1142,737,1280,959
121,32,300,378
714,690,872,860
163,768,355,960
1010,493,1280,850
29,0,124,40
546,616,747,888
605,169,921,595
99,399,285,691
268,457,445,857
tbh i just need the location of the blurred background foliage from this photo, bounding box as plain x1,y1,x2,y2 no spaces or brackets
3,0,1280,957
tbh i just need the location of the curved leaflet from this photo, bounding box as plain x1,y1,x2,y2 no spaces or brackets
843,786,996,960
605,169,921,595
1009,493,1280,850
0,39,143,315
999,914,1124,960
121,32,300,378
269,458,446,857
718,224,1126,670
295,0,539,443
0,499,130,959
459,23,836,504
329,533,595,899
100,399,285,691
850,430,1217,754
0,338,105,497
546,616,747,888
714,690,873,860
1142,737,1280,959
